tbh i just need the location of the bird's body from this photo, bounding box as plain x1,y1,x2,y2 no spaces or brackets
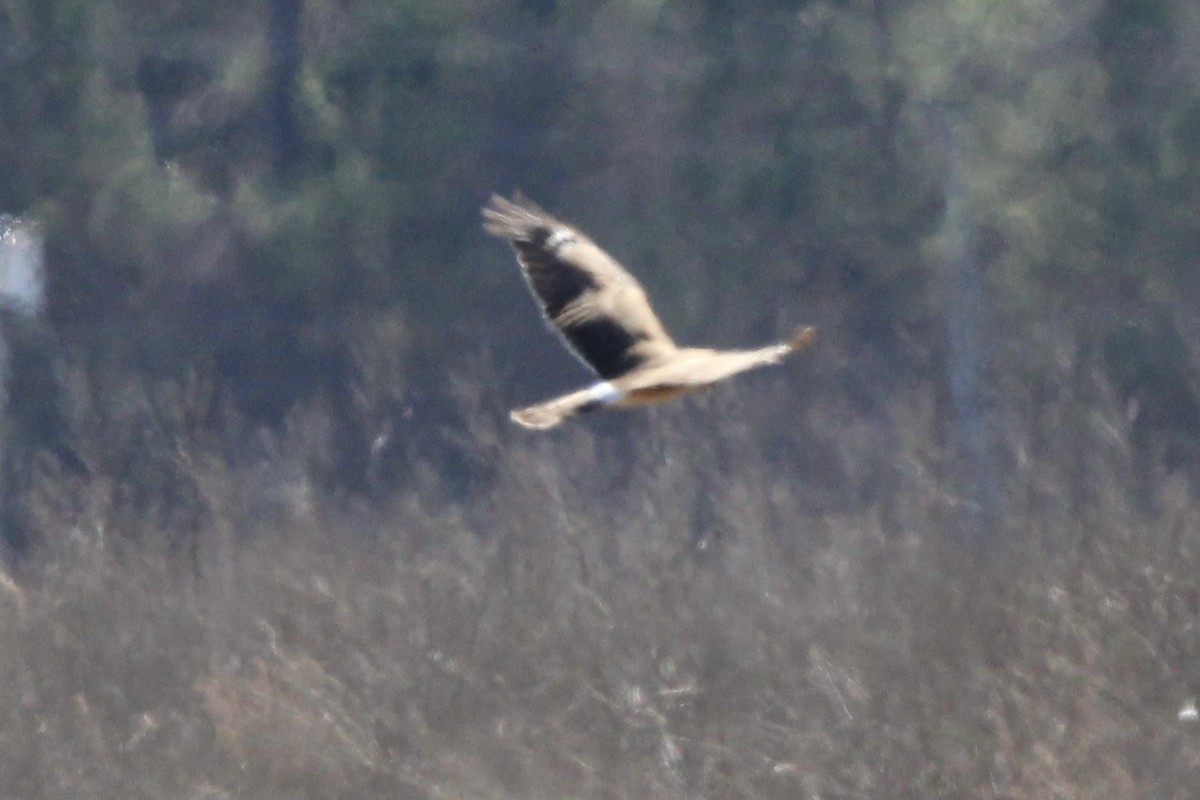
483,193,814,429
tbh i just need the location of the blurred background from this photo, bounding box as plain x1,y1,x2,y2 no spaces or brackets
1,1,1200,797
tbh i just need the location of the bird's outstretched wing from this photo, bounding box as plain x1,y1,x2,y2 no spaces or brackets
482,193,677,379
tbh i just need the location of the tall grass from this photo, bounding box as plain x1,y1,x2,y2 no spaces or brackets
1,347,1198,800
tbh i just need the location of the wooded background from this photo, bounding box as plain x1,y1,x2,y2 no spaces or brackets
1,1,1199,797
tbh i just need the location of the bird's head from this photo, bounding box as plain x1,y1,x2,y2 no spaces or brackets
786,325,816,353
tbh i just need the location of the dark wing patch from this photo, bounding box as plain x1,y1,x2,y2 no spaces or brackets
510,238,592,322
559,317,647,380
483,194,676,378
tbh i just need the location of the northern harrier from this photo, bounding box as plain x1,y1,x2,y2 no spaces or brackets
483,194,815,429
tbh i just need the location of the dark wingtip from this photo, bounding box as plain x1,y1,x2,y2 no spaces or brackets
481,192,518,236
482,191,556,240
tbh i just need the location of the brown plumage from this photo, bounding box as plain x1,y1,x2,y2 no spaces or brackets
483,193,815,429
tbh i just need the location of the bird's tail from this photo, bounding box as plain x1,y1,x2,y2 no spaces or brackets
511,402,574,430
510,381,624,430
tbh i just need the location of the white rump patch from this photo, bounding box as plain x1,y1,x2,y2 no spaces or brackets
545,227,577,250
588,381,624,405
0,216,45,317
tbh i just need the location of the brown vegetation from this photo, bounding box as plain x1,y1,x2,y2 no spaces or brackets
1,343,1197,799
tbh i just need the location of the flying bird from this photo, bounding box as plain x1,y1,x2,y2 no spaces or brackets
483,193,815,429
